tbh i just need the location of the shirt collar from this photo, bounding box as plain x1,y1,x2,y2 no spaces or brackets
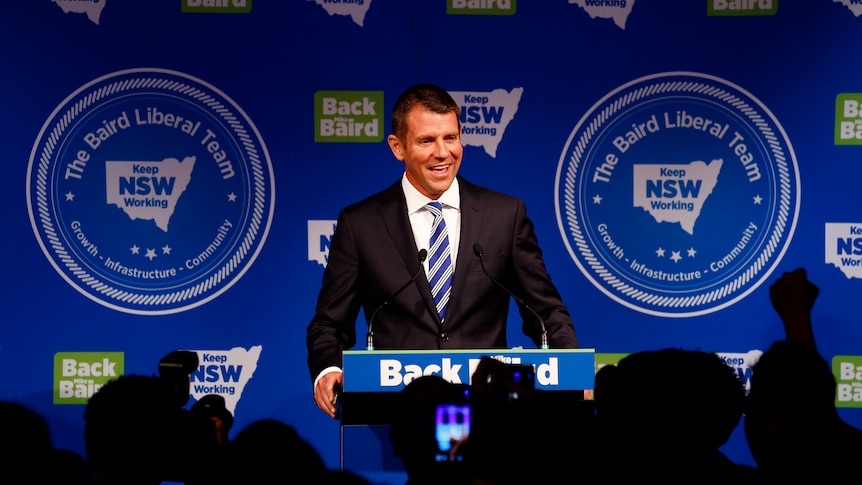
402,173,461,215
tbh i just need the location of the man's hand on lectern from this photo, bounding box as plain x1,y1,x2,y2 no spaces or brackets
314,371,343,419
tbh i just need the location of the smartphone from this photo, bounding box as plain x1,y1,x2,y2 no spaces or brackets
507,363,536,400
434,402,471,462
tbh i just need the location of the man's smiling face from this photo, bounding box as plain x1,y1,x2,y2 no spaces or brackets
388,107,462,200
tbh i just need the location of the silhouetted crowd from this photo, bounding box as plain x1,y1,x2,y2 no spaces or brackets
4,268,860,484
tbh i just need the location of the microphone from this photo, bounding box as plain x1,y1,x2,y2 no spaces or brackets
473,243,549,350
366,249,428,350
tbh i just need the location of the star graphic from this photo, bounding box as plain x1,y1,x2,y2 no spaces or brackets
162,245,172,255
753,195,762,205
687,247,697,258
670,251,682,263
228,192,237,202
656,247,665,258
65,191,75,201
592,194,602,204
145,248,157,261
130,245,140,255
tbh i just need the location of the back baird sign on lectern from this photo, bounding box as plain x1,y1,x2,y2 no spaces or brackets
338,348,596,480
342,348,596,393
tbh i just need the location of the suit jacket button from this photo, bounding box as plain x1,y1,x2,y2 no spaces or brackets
440,332,449,341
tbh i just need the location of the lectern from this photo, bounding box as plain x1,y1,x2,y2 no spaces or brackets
339,348,596,480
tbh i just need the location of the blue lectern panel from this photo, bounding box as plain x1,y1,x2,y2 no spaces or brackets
342,349,596,392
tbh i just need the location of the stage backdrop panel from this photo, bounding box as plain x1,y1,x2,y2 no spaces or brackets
2,2,862,481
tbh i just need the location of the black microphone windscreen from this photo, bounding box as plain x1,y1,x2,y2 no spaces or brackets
418,248,428,262
473,243,484,257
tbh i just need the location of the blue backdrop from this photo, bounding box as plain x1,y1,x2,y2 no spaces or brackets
3,1,862,482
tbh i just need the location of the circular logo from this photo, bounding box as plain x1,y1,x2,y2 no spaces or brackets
555,72,799,317
27,68,275,315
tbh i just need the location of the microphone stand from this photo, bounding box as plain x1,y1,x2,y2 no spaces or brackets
473,243,549,350
366,249,428,350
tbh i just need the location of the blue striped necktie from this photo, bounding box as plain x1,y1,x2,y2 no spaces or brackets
426,201,453,321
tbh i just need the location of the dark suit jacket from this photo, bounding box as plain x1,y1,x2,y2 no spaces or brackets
306,176,579,382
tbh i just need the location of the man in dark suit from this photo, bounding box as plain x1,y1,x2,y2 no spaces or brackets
307,83,579,418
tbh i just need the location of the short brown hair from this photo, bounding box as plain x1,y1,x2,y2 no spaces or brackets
391,83,461,141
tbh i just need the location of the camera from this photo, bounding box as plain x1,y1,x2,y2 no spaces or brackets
158,349,199,407
156,350,229,482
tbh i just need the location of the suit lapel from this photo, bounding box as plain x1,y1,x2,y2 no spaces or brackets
377,181,438,322
377,182,418,270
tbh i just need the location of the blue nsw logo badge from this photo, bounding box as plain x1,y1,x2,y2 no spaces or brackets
555,71,799,317
27,68,275,315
